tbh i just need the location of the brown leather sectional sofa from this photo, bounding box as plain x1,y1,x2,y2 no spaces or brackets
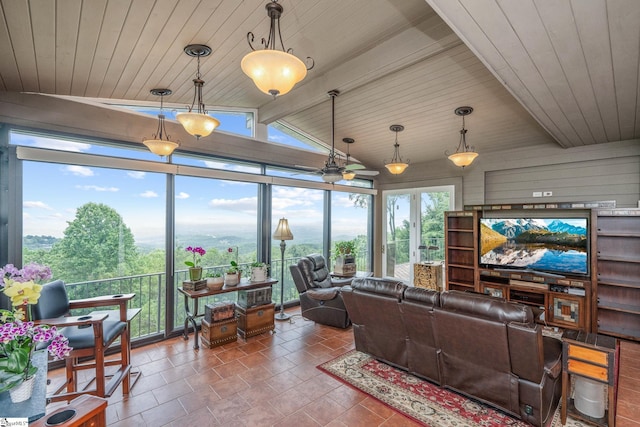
341,276,562,427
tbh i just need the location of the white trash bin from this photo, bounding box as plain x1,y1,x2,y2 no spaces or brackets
574,376,606,419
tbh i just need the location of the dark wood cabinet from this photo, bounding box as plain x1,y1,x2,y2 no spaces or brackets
444,211,478,291
593,209,640,341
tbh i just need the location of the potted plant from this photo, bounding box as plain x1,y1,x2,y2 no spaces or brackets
334,240,357,275
205,272,224,290
185,246,206,281
224,261,240,286
250,262,269,282
0,263,73,402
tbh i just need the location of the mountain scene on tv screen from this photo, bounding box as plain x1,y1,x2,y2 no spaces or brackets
480,218,588,275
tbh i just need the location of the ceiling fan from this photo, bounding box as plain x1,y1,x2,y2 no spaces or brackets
341,138,379,180
297,90,379,183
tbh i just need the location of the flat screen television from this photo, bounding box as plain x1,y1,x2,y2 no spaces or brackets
479,217,589,277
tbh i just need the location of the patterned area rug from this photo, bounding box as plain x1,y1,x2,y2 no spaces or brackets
318,350,588,427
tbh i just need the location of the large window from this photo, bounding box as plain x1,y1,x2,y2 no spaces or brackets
173,176,259,324
21,157,166,338
6,127,375,344
271,185,325,304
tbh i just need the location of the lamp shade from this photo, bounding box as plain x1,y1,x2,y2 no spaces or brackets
176,112,220,139
448,151,478,168
273,218,293,241
143,139,179,157
385,162,409,175
322,170,343,183
241,50,307,97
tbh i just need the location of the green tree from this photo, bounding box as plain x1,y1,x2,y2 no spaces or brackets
51,202,139,283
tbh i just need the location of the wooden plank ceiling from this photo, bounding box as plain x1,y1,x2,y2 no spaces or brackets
0,0,637,172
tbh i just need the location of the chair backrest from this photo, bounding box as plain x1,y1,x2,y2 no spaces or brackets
289,264,309,294
298,254,332,288
31,280,71,320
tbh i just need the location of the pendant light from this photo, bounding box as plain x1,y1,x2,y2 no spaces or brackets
142,89,179,157
342,138,356,180
446,106,478,168
384,125,409,175
241,0,314,98
176,44,220,139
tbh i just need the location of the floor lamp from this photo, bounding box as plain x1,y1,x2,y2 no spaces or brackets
273,217,293,321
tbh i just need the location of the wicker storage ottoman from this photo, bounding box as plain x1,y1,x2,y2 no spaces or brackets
201,317,237,348
235,303,275,339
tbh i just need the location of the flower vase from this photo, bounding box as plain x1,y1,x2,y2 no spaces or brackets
189,267,203,281
10,375,36,403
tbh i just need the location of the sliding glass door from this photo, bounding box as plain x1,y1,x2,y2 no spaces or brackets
382,186,453,283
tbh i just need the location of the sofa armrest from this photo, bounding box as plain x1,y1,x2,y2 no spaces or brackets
307,287,341,301
508,322,546,383
542,336,562,379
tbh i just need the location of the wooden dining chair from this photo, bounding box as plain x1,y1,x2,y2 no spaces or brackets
31,280,137,403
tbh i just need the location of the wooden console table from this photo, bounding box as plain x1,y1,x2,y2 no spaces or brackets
178,279,277,349
561,330,617,427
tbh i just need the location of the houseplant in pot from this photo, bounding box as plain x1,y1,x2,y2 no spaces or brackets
250,262,268,282
334,240,357,275
224,261,240,286
0,262,73,402
185,246,206,281
205,272,224,290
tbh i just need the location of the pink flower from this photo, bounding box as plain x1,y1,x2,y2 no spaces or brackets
185,246,206,267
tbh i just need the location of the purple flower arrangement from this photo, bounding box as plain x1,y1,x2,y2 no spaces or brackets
185,246,206,267
0,319,72,393
0,262,52,283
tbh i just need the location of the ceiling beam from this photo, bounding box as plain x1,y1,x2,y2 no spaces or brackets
257,14,462,124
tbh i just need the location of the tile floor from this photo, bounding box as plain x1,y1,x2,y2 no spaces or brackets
44,308,640,427
46,308,420,426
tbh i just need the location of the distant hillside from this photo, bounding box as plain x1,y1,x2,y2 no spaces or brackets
24,235,59,250
479,223,507,255
515,230,587,248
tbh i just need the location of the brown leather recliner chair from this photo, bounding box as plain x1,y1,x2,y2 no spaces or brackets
289,254,353,328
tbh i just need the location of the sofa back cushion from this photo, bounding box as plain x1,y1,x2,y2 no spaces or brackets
440,290,534,324
434,306,520,415
342,277,408,368
402,287,441,383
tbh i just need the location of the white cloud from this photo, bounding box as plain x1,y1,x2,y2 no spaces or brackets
273,187,323,201
127,171,146,179
176,192,190,199
65,165,94,177
75,185,119,192
202,161,260,174
208,197,257,214
13,134,92,152
268,134,287,143
333,194,356,208
23,201,53,210
140,190,158,198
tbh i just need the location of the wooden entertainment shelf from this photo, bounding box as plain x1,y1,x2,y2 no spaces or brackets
445,205,640,340
478,269,589,330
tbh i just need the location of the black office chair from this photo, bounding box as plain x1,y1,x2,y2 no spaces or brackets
32,280,137,402
289,254,353,328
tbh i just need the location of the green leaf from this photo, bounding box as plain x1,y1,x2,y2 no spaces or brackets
185,261,195,267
